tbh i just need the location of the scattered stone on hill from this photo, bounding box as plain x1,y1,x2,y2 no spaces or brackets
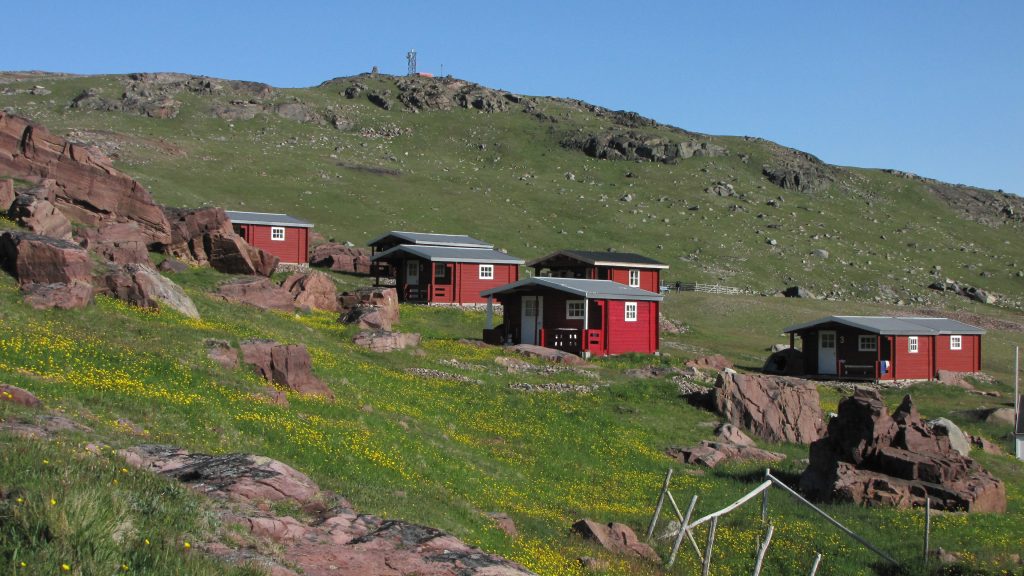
215,277,295,311
658,314,687,334
406,368,482,385
8,183,72,240
273,102,324,124
927,418,970,457
0,384,41,408
673,366,715,396
783,285,817,299
352,330,421,353
713,370,825,444
509,344,588,365
280,271,337,312
487,513,518,537
624,365,680,379
799,388,1006,513
0,178,13,212
665,441,785,469
968,434,1003,455
936,370,976,390
338,287,399,329
162,206,277,276
495,356,533,373
883,169,1024,227
240,340,334,399
206,339,238,370
0,414,91,439
70,86,181,119
157,257,190,273
77,222,150,264
0,230,93,309
343,82,366,99
570,519,659,562
928,278,997,305
761,145,836,194
98,263,200,318
389,75,514,113
561,130,726,164
685,354,733,371
309,242,371,274
0,112,172,246
508,382,607,394
763,347,805,376
367,89,393,110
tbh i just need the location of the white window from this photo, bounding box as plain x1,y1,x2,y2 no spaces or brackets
950,335,962,350
858,335,877,352
270,226,285,241
908,336,919,354
820,332,836,349
566,300,585,320
624,302,638,322
479,264,494,280
628,269,641,287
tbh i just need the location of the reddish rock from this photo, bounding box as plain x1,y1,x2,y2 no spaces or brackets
665,441,786,469
352,331,421,353
968,434,1004,455
571,519,659,562
207,232,279,277
800,388,1006,513
713,371,825,444
0,178,13,212
216,277,295,311
0,384,42,407
338,287,399,325
509,344,588,365
9,186,73,240
340,306,393,331
310,243,371,274
686,354,733,371
21,281,94,310
162,206,277,276
0,112,171,246
715,422,754,446
281,271,337,311
487,512,518,537
157,257,190,273
77,222,150,264
0,230,92,285
239,340,334,399
98,263,199,318
206,339,238,369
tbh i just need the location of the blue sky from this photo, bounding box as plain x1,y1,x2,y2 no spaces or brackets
7,1,1022,193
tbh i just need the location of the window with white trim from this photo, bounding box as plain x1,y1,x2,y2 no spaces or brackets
270,226,285,241
628,269,641,287
478,264,494,280
858,335,877,352
950,335,962,350
908,336,919,354
624,302,638,322
566,300,585,320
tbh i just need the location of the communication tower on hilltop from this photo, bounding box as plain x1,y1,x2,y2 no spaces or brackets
407,50,417,76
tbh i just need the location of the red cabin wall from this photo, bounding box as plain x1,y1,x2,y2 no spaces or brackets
605,300,658,355
452,262,518,304
893,335,934,380
935,334,981,373
605,267,660,293
241,224,308,264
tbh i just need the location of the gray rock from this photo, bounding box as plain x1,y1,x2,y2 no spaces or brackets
928,417,971,457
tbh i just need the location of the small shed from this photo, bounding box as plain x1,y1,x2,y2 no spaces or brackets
481,277,662,357
372,244,523,304
225,211,313,265
526,250,668,293
783,316,985,381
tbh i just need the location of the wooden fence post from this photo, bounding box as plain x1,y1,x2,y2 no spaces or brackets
751,523,775,576
701,516,718,576
646,468,673,540
923,497,931,566
667,495,698,567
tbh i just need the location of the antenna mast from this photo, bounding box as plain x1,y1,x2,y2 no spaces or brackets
407,49,417,76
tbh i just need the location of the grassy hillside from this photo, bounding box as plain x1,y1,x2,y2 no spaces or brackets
2,71,1023,306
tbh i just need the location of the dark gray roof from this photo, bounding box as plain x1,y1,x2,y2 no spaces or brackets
368,231,493,248
372,245,524,264
481,277,663,301
225,211,314,228
526,249,669,269
784,316,986,336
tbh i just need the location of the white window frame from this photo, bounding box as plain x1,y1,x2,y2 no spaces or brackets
624,302,638,322
908,336,919,354
628,269,641,288
270,226,286,241
478,264,494,280
858,335,877,352
566,300,585,320
950,335,962,351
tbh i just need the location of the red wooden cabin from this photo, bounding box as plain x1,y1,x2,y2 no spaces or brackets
369,231,523,304
783,316,984,381
225,211,312,265
481,277,662,357
527,250,668,293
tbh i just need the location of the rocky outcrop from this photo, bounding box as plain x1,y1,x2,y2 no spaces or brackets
562,130,726,164
8,183,72,240
799,388,1006,513
0,112,171,246
761,147,836,194
570,519,658,562
98,263,200,318
928,278,996,305
0,231,93,309
763,347,805,375
0,178,13,212
216,278,295,311
509,344,587,366
281,271,337,312
338,287,399,330
239,340,334,399
207,232,279,277
666,441,785,469
162,206,277,276
352,331,420,353
713,371,825,444
309,243,371,274
0,384,42,407
206,339,239,370
77,222,150,264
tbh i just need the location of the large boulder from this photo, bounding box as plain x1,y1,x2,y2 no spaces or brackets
570,519,659,562
763,347,805,375
77,222,150,264
239,340,334,399
215,278,295,311
0,112,171,246
338,287,399,326
98,263,200,318
509,344,588,365
8,183,73,240
712,371,825,444
352,331,420,353
0,231,93,309
162,206,277,276
207,232,279,277
309,243,371,274
341,306,394,331
799,388,1006,513
281,271,337,311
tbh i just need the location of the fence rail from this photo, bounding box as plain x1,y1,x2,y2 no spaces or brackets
674,282,743,295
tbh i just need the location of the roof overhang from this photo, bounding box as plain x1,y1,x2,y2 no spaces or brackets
371,244,524,264
784,316,986,336
526,250,669,269
482,277,663,301
225,211,314,228
367,231,492,249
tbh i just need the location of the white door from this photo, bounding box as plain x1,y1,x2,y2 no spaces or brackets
406,260,420,285
818,330,837,375
520,296,543,345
